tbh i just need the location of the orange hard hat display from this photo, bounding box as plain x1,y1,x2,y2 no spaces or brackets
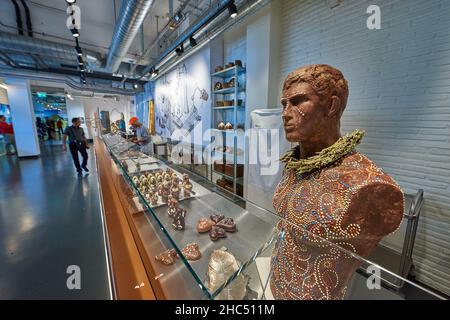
129,116,139,125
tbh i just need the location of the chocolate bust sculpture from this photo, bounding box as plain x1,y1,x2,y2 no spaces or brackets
271,64,404,300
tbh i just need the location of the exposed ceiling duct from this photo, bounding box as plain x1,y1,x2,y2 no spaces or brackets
0,67,140,96
0,31,103,67
147,0,271,79
139,0,234,78
106,0,155,73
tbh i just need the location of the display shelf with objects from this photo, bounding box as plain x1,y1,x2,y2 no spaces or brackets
211,61,246,196
101,133,279,299
98,132,445,300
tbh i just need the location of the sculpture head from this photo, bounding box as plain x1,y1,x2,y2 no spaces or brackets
281,64,349,143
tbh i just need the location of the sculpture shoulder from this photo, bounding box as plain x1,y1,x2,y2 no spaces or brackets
334,152,400,188
338,152,404,238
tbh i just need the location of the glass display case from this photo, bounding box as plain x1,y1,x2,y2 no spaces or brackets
100,133,445,300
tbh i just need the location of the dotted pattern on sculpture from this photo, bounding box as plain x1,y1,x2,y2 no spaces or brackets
270,151,403,300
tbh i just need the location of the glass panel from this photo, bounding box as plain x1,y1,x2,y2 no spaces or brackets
102,133,445,300
103,133,281,299
258,218,446,300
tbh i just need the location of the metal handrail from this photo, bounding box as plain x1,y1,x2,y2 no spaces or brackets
399,189,424,278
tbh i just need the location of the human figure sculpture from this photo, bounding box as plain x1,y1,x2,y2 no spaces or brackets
271,64,404,300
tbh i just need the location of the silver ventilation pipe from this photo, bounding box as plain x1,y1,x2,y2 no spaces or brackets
139,0,234,78
152,0,272,79
0,31,102,67
106,0,155,73
0,67,140,96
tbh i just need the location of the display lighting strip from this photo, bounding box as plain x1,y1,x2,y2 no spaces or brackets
66,0,86,85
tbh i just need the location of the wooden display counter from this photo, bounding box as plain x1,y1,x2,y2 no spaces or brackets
95,138,159,299
94,138,205,300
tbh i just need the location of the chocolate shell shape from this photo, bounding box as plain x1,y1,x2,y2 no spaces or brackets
155,249,178,265
181,243,201,261
216,217,236,232
197,218,215,233
210,214,225,224
209,225,227,241
206,249,247,300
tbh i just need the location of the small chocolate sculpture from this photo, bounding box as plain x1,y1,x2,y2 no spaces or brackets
197,218,215,233
181,242,201,261
206,249,247,300
150,193,159,206
216,217,236,232
271,64,404,300
209,225,227,241
171,185,180,200
172,207,186,231
210,214,225,224
155,249,178,265
161,187,170,203
183,180,193,198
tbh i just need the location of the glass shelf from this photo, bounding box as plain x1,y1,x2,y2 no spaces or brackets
213,105,245,110
212,87,245,95
101,132,447,301
103,133,279,300
211,66,246,78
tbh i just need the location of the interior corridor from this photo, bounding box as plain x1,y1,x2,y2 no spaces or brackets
0,142,111,299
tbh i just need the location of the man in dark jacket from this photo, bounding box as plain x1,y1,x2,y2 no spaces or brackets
62,117,89,175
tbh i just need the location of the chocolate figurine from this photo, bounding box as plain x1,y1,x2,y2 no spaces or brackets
271,64,404,300
172,207,186,231
161,187,170,203
183,180,193,198
171,185,180,200
150,193,159,206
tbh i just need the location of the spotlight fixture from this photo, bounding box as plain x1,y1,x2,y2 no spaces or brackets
175,43,184,56
151,68,159,77
70,28,80,37
65,93,74,101
169,11,184,30
75,46,83,56
80,66,86,72
189,36,197,47
82,80,87,84
228,2,238,18
66,0,76,4
133,83,138,89
77,56,84,65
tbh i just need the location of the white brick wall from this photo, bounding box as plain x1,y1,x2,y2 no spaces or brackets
278,0,450,295
224,25,247,64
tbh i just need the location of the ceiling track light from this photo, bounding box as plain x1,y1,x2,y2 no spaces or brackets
228,2,238,18
70,28,80,37
66,0,76,4
151,68,159,77
75,46,83,56
175,43,184,56
189,36,197,47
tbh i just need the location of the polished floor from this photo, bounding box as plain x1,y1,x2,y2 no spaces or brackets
0,141,111,299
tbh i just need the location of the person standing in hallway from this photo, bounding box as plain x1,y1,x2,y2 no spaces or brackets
0,115,16,155
36,117,46,141
63,117,89,175
56,118,64,137
45,117,54,140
